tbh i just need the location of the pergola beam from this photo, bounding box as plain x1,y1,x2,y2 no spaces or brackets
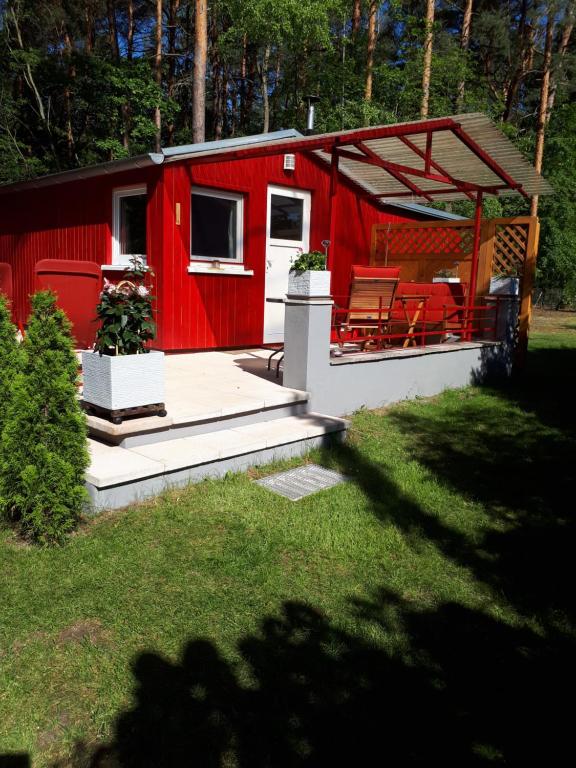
336,147,457,186
353,142,434,202
369,185,504,198
451,126,529,199
399,135,475,200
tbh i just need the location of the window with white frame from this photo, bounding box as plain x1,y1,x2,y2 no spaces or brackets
191,187,244,262
112,186,147,265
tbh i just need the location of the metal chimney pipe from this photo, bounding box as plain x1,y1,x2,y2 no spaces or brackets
304,95,320,135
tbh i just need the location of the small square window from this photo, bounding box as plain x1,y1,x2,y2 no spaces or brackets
191,188,243,262
113,187,147,265
270,194,304,241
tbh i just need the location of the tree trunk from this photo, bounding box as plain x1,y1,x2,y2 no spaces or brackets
85,0,95,53
420,0,435,119
364,0,376,101
106,0,120,60
546,7,574,122
8,4,60,167
260,45,271,133
63,30,76,164
502,0,533,123
352,1,362,40
456,0,473,111
127,0,135,61
167,0,180,146
193,0,208,143
209,6,224,140
154,0,163,153
530,8,555,217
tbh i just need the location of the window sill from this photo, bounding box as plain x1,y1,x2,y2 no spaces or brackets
102,264,150,272
187,264,254,277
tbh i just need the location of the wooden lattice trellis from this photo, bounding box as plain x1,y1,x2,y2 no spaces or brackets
371,215,540,368
492,222,530,276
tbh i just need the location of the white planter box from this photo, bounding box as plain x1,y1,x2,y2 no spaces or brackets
433,277,461,284
82,350,165,411
490,276,520,296
288,270,331,297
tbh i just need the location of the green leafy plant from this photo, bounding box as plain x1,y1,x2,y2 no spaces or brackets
0,292,89,544
94,256,156,356
435,268,458,278
0,294,22,437
290,250,327,273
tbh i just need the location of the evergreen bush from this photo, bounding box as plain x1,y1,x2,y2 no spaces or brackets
0,292,89,543
0,294,22,437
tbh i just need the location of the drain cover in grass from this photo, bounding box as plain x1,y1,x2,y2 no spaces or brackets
255,464,346,501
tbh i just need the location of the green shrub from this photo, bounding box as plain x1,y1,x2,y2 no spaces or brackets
0,292,89,543
0,294,22,437
290,250,327,273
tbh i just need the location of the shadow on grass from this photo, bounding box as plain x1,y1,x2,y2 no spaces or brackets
53,342,575,767
56,593,573,767
381,344,576,624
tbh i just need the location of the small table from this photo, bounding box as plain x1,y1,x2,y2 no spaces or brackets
397,294,429,348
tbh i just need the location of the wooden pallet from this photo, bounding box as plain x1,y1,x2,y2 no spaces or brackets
81,400,167,425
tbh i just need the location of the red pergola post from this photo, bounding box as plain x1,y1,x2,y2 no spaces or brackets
466,191,483,339
327,150,339,276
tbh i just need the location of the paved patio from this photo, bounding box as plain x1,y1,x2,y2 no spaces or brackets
84,348,308,441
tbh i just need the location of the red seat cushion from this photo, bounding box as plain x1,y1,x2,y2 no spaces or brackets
392,282,467,324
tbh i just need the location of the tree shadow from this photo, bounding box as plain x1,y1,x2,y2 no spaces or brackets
58,591,573,768
0,757,30,768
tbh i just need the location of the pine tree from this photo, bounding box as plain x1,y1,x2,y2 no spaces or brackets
0,292,89,544
0,294,22,438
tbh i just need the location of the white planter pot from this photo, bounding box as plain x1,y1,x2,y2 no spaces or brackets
287,270,331,297
432,277,461,284
490,276,520,296
82,350,165,411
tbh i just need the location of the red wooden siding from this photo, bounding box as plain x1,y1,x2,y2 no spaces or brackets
0,149,417,350
0,167,160,329
159,152,413,350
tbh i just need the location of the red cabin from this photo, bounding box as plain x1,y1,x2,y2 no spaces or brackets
0,115,551,352
0,128,461,351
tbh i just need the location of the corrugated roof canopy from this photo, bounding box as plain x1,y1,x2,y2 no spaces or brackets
316,113,553,202
177,113,552,203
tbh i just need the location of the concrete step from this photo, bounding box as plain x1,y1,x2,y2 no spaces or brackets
86,393,309,447
86,413,348,511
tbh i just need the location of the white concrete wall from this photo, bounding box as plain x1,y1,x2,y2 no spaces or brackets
282,297,512,417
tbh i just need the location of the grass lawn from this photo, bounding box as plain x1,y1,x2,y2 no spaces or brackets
1,310,575,767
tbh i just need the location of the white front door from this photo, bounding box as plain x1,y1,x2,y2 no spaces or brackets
264,185,311,343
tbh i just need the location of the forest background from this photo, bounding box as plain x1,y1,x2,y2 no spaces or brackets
0,1,574,302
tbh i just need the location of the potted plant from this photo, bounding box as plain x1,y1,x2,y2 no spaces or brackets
287,250,331,297
490,270,520,296
81,257,166,423
433,267,461,284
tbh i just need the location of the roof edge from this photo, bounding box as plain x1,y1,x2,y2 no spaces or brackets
0,153,164,195
381,200,466,220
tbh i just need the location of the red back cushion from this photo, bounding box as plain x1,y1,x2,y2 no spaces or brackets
35,260,102,349
0,262,13,302
351,265,401,280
